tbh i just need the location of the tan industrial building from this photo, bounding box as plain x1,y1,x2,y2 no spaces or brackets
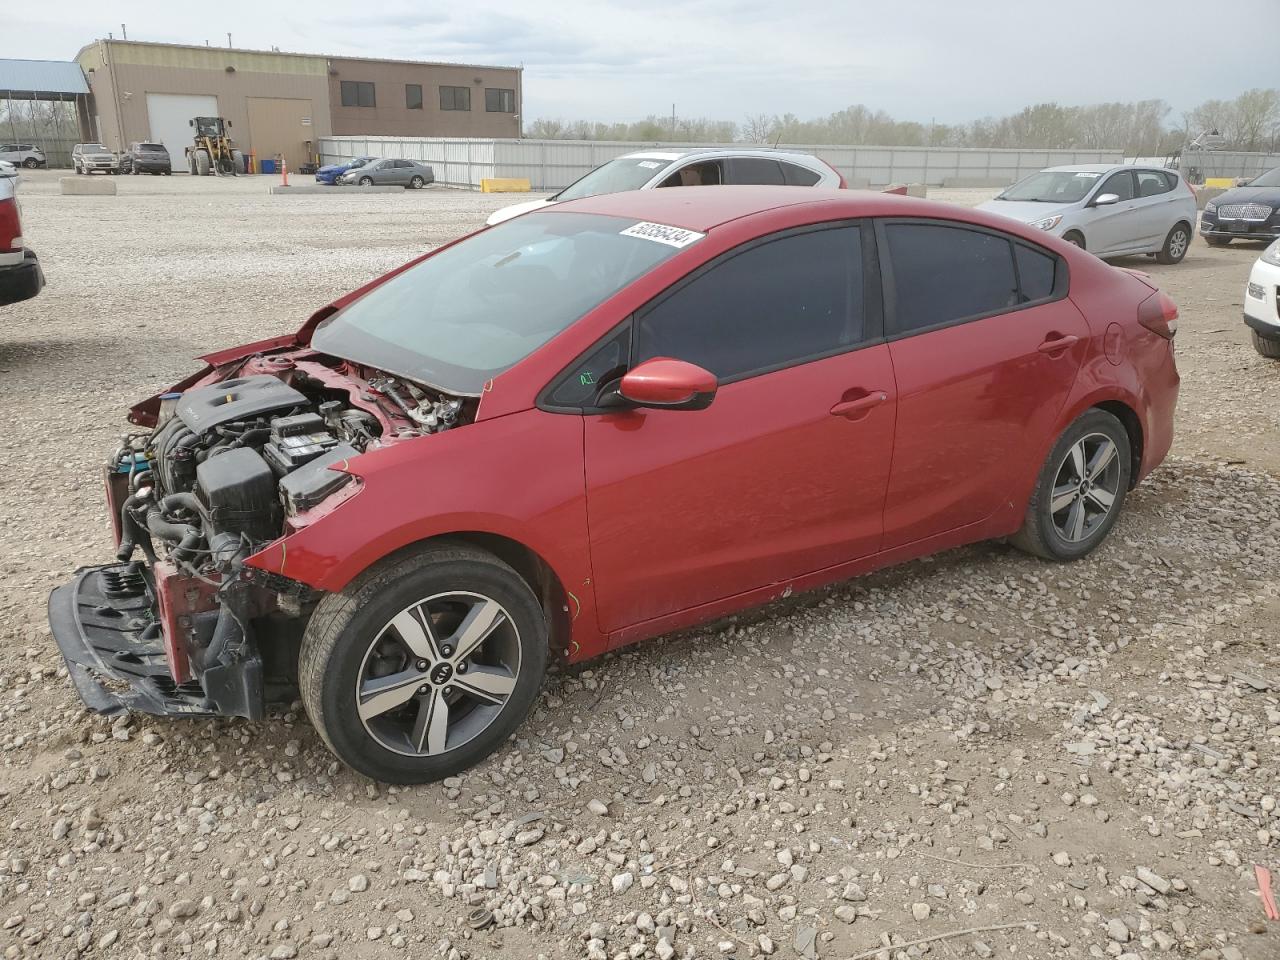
74,40,522,171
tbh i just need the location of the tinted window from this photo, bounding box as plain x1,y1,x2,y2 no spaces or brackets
782,163,821,186
548,327,631,407
636,227,863,381
1136,170,1173,197
485,88,516,112
1014,244,1056,302
885,223,1018,332
440,86,471,111
729,157,785,185
1098,171,1134,202
406,84,423,110
341,81,375,107
658,161,723,187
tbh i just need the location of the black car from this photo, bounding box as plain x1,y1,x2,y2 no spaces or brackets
121,142,173,176
1200,166,1280,246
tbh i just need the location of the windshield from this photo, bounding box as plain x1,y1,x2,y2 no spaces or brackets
312,211,698,395
1249,167,1280,188
349,157,373,168
555,157,677,201
998,170,1103,203
82,144,107,152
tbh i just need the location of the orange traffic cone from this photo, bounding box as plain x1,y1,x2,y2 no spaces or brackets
281,156,289,188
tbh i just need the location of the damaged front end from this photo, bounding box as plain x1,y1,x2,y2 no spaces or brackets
48,347,474,720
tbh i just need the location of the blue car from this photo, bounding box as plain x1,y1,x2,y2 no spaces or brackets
315,156,377,185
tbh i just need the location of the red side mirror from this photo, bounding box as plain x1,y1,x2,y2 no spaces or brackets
617,358,717,411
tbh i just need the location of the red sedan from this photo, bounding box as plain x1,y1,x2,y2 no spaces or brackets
49,187,1179,783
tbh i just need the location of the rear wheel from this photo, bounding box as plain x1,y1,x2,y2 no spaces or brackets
1252,330,1280,359
1011,409,1131,561
195,150,211,177
1205,235,1230,247
1155,222,1191,264
1063,231,1085,249
299,541,548,783
230,150,244,175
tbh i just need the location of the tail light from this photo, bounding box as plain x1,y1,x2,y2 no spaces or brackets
1138,290,1179,339
820,159,847,189
0,197,21,254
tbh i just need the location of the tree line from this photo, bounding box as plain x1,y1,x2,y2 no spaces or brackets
525,88,1280,155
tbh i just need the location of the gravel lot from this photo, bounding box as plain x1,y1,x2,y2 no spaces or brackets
1,170,1277,960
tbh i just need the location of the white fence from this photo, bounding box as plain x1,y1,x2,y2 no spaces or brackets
319,136,1127,190
1188,151,1280,181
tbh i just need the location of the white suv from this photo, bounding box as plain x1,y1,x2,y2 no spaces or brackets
0,144,47,169
1244,240,1280,359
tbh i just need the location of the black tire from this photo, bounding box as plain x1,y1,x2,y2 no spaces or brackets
358,175,374,186
1010,409,1131,561
299,541,548,783
1205,235,1230,247
22,158,38,169
1252,330,1280,359
1155,222,1191,264
409,175,425,189
1063,231,1085,249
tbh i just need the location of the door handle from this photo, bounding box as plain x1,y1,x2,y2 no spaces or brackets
830,391,888,418
1037,334,1080,354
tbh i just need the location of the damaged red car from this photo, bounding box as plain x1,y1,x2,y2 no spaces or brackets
49,187,1179,783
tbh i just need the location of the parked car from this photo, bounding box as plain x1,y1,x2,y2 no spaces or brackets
1200,166,1280,246
978,164,1197,263
0,176,44,306
315,155,376,185
338,158,434,189
0,160,15,179
72,143,119,175
48,187,1179,783
1244,239,1280,358
0,144,46,169
121,142,173,176
486,147,845,225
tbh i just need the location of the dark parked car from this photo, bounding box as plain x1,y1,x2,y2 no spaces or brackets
122,142,173,176
0,177,44,306
1200,166,1280,245
48,187,1178,783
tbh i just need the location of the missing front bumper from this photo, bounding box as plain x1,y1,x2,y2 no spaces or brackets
48,563,214,717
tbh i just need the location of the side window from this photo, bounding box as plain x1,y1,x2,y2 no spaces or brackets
635,226,864,382
781,163,821,186
546,327,631,408
884,222,1019,332
1136,170,1172,197
1097,171,1134,202
728,157,785,185
1014,244,1057,302
658,161,722,187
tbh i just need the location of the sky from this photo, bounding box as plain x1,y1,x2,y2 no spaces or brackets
5,0,1277,128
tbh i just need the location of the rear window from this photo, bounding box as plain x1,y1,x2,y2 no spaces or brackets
885,222,1019,332
1014,244,1057,302
139,143,167,152
782,163,821,186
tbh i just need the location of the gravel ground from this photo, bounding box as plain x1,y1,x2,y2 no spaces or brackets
1,170,1277,960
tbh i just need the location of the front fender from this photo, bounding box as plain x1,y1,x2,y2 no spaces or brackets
243,408,606,658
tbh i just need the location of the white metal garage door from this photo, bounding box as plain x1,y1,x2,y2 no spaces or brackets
145,93,219,172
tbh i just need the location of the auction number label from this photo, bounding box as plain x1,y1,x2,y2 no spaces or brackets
620,221,706,248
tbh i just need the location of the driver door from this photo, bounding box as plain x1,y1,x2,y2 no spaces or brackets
576,223,897,636
1082,170,1138,255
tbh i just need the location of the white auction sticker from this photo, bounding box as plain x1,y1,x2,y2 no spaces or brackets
637,160,663,169
620,221,706,248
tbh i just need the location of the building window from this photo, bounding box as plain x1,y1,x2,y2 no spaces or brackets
485,88,516,113
440,86,471,111
340,80,376,108
406,84,423,110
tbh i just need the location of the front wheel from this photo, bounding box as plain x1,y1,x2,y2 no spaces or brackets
409,175,425,189
1062,231,1085,249
358,176,374,186
1011,409,1131,561
1253,330,1280,359
22,158,38,169
299,542,548,783
1155,223,1190,264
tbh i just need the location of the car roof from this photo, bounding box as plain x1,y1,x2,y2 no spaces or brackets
1043,163,1170,174
550,185,1029,234
619,147,827,164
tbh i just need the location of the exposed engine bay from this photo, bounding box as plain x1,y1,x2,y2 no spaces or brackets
54,350,474,720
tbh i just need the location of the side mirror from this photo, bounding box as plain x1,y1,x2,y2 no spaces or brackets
616,358,717,411
1238,177,1253,187
1092,193,1120,207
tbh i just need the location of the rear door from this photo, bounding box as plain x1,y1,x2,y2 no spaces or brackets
877,219,1088,549
578,222,897,634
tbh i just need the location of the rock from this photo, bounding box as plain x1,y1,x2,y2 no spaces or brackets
834,905,857,923
841,882,867,902
348,874,369,892
168,900,199,919
612,872,634,894
911,902,931,921
515,828,544,846
1106,919,1130,943
587,799,609,816
1136,867,1171,894
1052,851,1072,867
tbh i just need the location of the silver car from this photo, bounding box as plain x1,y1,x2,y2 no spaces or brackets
978,164,1198,263
72,143,120,175
486,148,844,225
339,158,434,189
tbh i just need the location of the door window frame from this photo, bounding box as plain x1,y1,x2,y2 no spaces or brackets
537,219,884,413
875,217,1069,341
1091,170,1135,204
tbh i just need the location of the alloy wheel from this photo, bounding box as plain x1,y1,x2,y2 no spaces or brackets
355,591,521,757
1050,432,1122,543
1168,228,1188,260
